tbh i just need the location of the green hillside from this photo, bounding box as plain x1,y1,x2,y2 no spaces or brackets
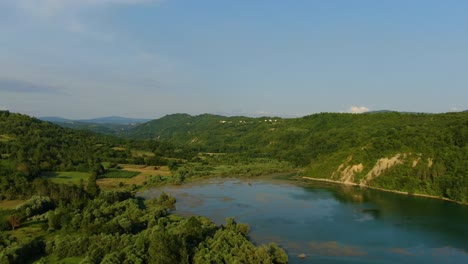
0,110,466,262
127,112,468,203
48,121,136,135
0,111,195,199
0,113,287,263
3,109,466,203
1,111,122,172
39,116,150,135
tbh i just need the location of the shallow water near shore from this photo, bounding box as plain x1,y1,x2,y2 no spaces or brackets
140,177,468,264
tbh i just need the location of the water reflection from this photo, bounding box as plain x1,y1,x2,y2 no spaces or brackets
316,181,468,254
140,177,468,263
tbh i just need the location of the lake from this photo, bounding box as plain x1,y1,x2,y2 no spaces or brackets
139,177,468,264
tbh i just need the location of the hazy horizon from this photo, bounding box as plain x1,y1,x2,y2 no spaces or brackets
32,108,467,121
1,0,467,119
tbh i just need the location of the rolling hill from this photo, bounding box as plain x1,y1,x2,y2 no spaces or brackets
3,110,468,202
38,116,151,135
39,116,151,125
0,111,287,263
125,111,468,202
77,116,152,124
1,111,131,175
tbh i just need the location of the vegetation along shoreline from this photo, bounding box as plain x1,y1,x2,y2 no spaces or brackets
301,176,467,205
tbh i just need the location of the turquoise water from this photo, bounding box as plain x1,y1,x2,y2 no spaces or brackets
140,178,468,264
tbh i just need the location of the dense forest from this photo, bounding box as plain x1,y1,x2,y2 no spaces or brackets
123,112,468,203
1,188,287,263
0,111,287,263
43,121,136,135
0,111,200,198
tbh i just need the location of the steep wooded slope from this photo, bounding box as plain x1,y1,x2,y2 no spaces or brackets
126,112,468,202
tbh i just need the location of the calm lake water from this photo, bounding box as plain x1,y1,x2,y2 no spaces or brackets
139,177,468,264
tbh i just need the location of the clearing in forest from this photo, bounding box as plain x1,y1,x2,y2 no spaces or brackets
42,171,90,185
0,199,25,209
97,164,171,189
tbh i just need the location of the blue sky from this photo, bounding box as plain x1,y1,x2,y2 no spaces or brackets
0,0,467,118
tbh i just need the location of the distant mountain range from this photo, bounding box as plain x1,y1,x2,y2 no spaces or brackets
38,116,152,135
39,110,468,136
39,116,152,125
40,110,468,124
39,116,72,123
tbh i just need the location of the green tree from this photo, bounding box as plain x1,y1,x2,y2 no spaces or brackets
86,172,100,197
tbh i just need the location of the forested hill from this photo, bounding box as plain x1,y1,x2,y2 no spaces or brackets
124,113,265,140
0,111,289,263
0,111,122,175
38,116,149,135
126,112,468,203
0,111,184,177
2,110,467,203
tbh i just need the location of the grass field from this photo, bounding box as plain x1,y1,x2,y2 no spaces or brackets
131,150,155,157
42,171,90,185
0,199,25,209
100,169,140,178
110,147,155,157
40,165,171,190
111,147,126,151
97,164,171,189
101,161,112,169
119,164,171,177
7,221,46,241
35,256,83,264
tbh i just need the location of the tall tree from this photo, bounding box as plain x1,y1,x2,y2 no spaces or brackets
86,172,100,198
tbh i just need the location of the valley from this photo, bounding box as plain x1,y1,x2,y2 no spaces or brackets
0,110,467,263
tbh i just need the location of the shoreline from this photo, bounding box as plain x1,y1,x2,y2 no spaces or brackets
138,170,300,192
301,176,467,206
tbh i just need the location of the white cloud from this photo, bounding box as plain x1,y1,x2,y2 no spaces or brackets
0,105,9,111
3,0,162,39
9,0,162,18
348,106,370,114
